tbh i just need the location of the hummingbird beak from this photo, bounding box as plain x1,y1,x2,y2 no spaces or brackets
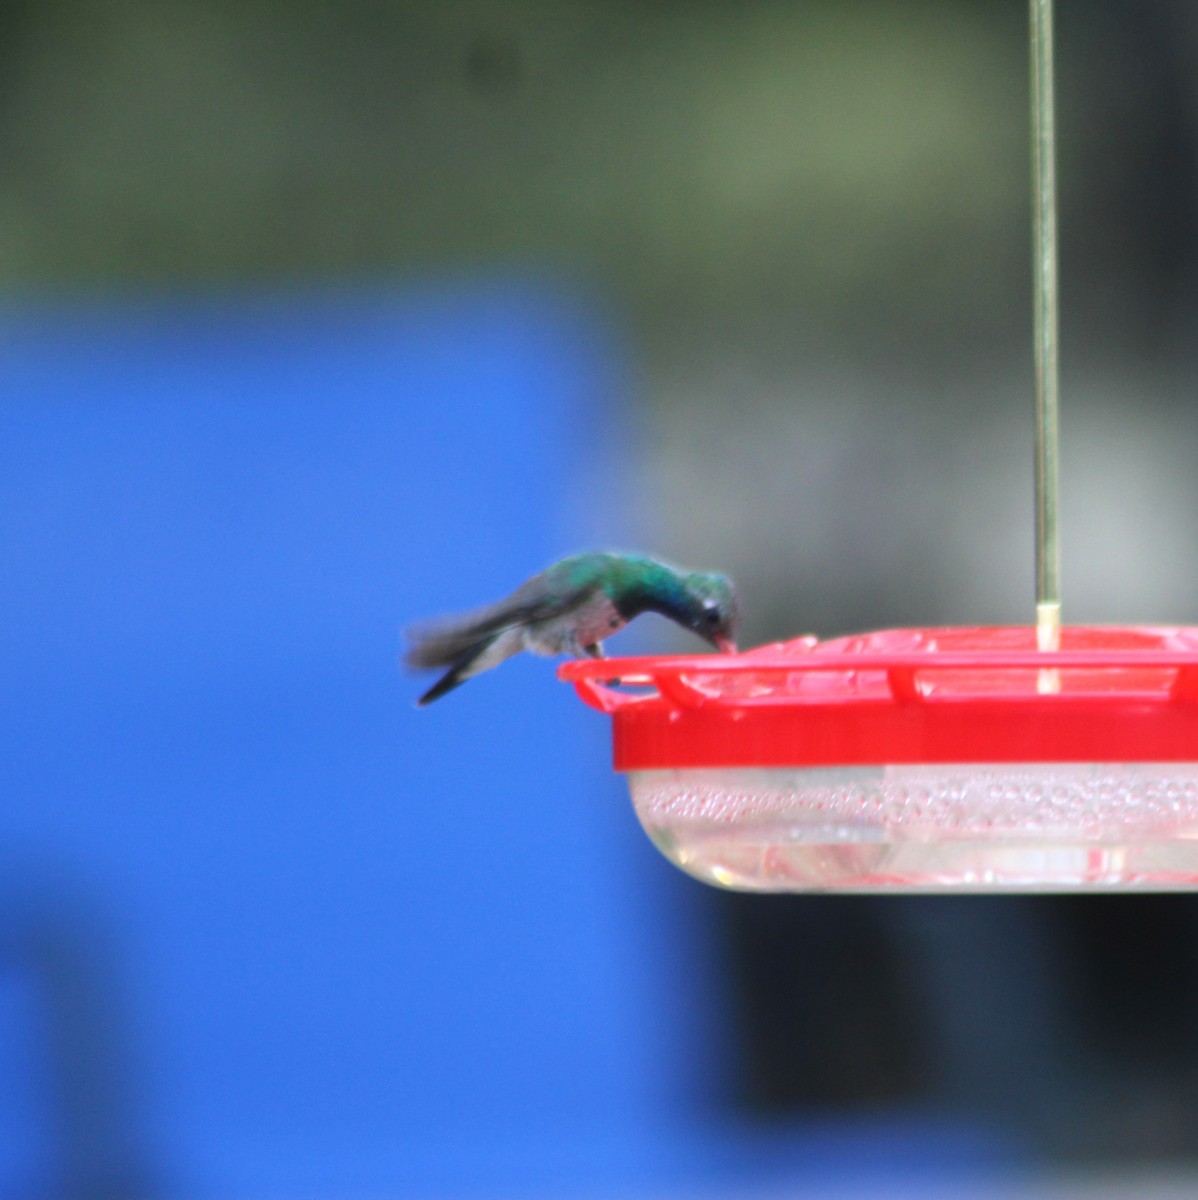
715,635,737,654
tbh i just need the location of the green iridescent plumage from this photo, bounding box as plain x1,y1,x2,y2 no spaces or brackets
405,551,739,705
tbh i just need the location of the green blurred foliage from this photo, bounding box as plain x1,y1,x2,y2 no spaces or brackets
0,0,1026,335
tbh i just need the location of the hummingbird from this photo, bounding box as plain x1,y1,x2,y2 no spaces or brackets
405,551,740,706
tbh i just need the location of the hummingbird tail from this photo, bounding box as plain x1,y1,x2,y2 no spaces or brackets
416,660,477,706
411,627,524,705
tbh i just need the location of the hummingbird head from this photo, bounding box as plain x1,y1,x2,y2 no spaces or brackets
681,571,740,654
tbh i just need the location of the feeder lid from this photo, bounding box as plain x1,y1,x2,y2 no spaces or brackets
560,626,1198,770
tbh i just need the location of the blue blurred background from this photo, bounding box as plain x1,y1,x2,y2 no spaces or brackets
3,2,1198,1197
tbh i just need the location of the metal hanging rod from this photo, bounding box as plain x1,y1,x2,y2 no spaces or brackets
1030,0,1061,655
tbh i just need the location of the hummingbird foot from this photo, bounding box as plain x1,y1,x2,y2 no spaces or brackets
577,640,620,686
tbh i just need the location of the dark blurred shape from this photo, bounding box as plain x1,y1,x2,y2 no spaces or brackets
0,883,156,1199
721,896,927,1113
463,30,524,97
1060,898,1198,1060
719,888,1198,1163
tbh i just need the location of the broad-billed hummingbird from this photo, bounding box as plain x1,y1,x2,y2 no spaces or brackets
405,551,739,706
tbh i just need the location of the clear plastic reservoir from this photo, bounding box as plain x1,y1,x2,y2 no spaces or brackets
630,763,1198,892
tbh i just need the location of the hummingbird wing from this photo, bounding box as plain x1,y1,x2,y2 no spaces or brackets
405,581,604,706
404,605,517,672
403,572,604,672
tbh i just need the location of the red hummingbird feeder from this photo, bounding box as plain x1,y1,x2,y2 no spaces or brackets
561,627,1198,891
561,0,1198,892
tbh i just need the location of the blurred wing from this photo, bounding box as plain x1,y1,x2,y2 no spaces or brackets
404,574,601,670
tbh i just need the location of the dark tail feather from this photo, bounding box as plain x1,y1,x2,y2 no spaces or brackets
413,636,494,706
416,663,470,706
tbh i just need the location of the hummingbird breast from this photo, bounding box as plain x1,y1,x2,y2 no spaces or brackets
526,592,625,655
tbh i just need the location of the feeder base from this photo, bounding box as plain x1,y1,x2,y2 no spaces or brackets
631,764,1198,893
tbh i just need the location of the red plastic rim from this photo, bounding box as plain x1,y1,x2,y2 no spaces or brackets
558,626,1198,770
